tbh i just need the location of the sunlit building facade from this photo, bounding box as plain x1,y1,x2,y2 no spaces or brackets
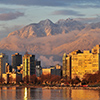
62,53,71,79
63,45,100,80
42,65,62,76
22,52,36,82
62,53,67,78
42,68,51,75
2,73,22,84
2,63,22,84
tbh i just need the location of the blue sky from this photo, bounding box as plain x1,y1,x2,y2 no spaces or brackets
0,0,100,40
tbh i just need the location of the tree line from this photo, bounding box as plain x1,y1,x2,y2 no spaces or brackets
0,71,100,86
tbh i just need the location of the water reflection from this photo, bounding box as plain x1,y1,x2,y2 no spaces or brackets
0,87,16,100
24,87,27,100
63,89,72,99
0,87,100,100
72,89,100,100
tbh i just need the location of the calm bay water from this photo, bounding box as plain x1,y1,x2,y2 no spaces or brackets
0,87,100,100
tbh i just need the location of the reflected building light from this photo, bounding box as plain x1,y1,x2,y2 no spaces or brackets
24,87,27,100
2,87,7,100
2,87,7,90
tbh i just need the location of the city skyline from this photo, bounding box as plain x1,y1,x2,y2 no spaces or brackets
1,44,100,86
0,0,100,40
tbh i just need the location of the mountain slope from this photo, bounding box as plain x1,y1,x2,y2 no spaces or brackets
8,19,85,38
0,19,100,66
52,29,100,55
1,28,100,55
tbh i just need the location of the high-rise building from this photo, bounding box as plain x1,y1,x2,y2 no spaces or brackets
63,45,100,80
22,52,36,82
0,53,8,78
62,53,67,78
11,53,22,71
35,61,42,77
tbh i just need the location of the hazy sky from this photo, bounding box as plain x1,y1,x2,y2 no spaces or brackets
0,0,100,40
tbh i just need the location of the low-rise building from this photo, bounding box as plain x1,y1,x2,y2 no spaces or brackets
2,64,22,84
42,68,51,75
2,73,22,84
42,65,62,76
51,69,62,76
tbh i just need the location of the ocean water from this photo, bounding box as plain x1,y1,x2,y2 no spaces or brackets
0,87,99,100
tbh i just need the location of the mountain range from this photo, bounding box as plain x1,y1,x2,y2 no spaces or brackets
0,18,100,66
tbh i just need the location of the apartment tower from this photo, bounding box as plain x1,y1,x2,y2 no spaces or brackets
63,45,100,80
22,52,35,82
11,53,22,71
0,53,8,78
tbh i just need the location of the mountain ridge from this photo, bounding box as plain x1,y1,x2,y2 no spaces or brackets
1,18,100,66
8,19,85,38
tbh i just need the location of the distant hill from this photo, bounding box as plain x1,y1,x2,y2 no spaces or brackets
0,19,100,66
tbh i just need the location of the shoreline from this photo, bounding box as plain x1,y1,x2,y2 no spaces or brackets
0,85,43,88
0,85,100,90
42,86,100,90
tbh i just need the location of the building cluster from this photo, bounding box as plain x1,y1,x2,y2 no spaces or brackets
42,64,62,76
62,45,100,80
1,52,41,83
1,44,98,84
0,52,62,84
